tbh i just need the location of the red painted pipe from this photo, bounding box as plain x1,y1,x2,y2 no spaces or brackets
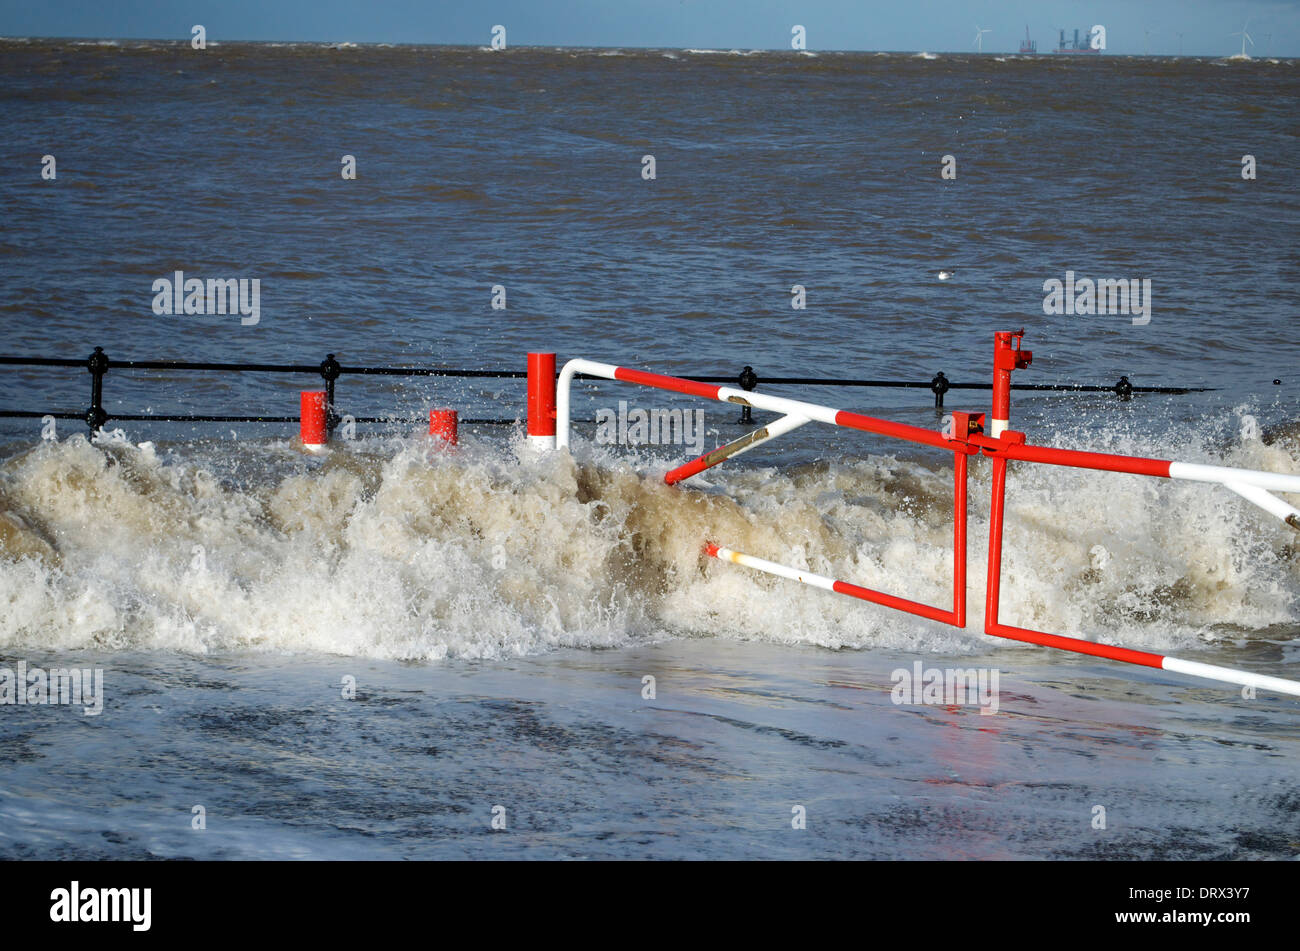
991,330,1031,437
833,410,953,451
832,578,961,626
527,352,556,447
613,365,723,402
300,390,327,449
952,450,967,628
429,408,458,446
665,453,712,486
973,434,1173,478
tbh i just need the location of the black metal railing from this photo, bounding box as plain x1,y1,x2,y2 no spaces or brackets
0,349,1211,435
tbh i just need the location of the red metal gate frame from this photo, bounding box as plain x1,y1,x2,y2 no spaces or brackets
539,335,1300,698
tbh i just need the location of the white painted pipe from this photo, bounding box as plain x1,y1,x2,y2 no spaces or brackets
709,544,836,591
1170,461,1300,495
666,413,813,483
556,359,619,450
1224,481,1300,529
1161,656,1300,698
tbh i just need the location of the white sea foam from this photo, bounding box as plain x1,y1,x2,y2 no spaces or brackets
1,424,1296,663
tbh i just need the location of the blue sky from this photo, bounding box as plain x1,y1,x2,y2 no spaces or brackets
1,0,1296,56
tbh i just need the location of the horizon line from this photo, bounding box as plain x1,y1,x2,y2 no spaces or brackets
0,35,1289,59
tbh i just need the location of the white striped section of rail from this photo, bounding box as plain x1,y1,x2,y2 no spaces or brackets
704,543,961,625
665,413,811,485
554,358,953,453
1223,481,1300,529
968,434,1300,529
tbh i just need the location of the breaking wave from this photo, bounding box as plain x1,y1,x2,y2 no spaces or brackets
1,425,1297,660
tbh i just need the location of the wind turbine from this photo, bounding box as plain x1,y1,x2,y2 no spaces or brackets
1229,21,1253,59
973,26,991,53
1176,31,1184,56
1143,29,1157,55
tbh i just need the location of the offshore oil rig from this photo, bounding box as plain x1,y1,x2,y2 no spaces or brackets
1019,26,1103,54
1053,27,1102,54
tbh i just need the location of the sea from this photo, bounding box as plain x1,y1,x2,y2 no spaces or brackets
0,40,1298,859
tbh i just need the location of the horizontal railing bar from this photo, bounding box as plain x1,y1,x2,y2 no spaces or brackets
0,357,89,368
678,376,1206,393
705,542,960,626
0,409,540,425
972,433,1300,494
339,367,527,378
0,356,529,377
0,411,86,419
0,356,1210,392
557,359,960,452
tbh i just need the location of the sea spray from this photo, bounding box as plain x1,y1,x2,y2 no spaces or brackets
0,430,1295,659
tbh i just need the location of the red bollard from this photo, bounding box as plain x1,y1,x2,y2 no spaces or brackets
429,408,458,446
527,352,556,449
300,391,328,451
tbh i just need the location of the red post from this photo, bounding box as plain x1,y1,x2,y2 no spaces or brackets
984,454,1009,634
991,331,1031,438
952,449,967,628
300,391,328,451
429,409,458,446
527,352,556,448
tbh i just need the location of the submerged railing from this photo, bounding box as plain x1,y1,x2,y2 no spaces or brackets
533,332,1300,699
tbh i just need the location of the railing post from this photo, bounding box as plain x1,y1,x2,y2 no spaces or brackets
300,391,328,451
319,353,342,434
991,330,1032,438
429,409,458,446
737,365,757,424
85,347,108,434
930,371,949,409
527,352,556,449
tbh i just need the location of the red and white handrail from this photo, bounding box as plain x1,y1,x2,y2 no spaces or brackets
705,537,1300,697
554,358,953,452
968,434,1300,521
980,449,1300,696
705,533,966,627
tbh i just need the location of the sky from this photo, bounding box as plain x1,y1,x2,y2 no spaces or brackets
0,0,1296,57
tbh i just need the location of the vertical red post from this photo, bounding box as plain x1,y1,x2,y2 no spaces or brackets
952,449,967,628
984,455,1009,633
300,390,328,451
429,409,458,446
527,352,556,449
991,331,1031,438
